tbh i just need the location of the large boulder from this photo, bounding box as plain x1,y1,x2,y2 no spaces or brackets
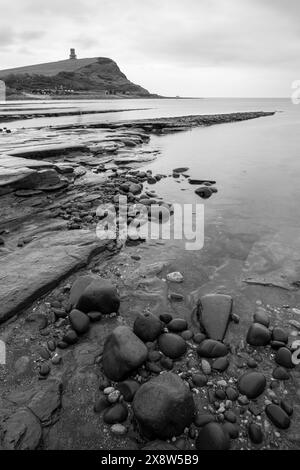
102,326,148,381
70,276,120,315
197,294,233,341
133,312,163,342
133,372,195,439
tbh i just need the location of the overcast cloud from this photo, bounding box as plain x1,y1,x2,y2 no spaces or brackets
0,0,299,96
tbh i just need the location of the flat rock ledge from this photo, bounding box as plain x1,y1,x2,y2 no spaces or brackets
0,229,109,323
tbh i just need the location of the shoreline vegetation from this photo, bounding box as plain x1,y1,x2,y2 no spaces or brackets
2,109,299,451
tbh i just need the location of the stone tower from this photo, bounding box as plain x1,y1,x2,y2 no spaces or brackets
69,48,77,60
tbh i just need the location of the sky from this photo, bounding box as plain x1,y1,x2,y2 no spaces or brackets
0,0,299,97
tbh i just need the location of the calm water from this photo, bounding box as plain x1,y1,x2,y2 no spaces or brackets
1,98,300,298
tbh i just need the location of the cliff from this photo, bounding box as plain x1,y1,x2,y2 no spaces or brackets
0,57,151,98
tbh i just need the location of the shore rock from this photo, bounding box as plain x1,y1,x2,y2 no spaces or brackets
168,318,188,333
253,309,270,327
275,347,293,369
272,366,290,380
197,339,228,358
133,372,195,439
102,326,148,381
272,327,288,344
158,333,187,359
0,408,42,450
212,357,229,372
238,372,266,399
248,423,263,444
103,403,128,424
246,323,271,346
195,423,230,450
69,309,90,335
116,380,140,402
133,312,163,342
198,294,233,341
265,404,290,429
76,278,120,315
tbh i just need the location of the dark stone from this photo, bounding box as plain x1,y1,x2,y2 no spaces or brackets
103,403,128,424
102,326,148,381
160,356,173,370
181,330,193,340
148,350,161,362
192,373,208,387
197,339,228,358
57,341,68,349
94,395,109,413
253,310,270,327
272,327,288,344
198,294,233,341
68,275,95,310
159,313,173,324
69,309,90,335
248,423,263,444
133,312,163,342
214,390,225,402
238,372,266,399
132,372,195,439
88,311,102,322
224,411,236,423
74,277,120,315
158,333,187,359
281,399,293,416
195,187,213,199
195,423,230,450
63,329,78,345
116,380,140,402
271,341,286,350
275,347,293,369
193,333,206,344
1,408,42,450
194,414,215,427
168,318,188,333
272,366,290,380
39,363,50,377
265,404,290,429
246,323,271,346
212,357,229,372
226,387,239,401
223,422,239,439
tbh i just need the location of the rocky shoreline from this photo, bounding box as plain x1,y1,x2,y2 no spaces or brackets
2,109,300,451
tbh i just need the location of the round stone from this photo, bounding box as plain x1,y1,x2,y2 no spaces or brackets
39,363,50,377
275,348,293,369
265,404,290,429
103,403,128,424
192,373,208,387
248,423,263,444
159,313,173,324
160,356,173,370
133,312,163,342
194,414,215,427
226,387,239,401
116,380,140,402
63,330,78,345
272,366,290,381
133,372,195,439
212,357,229,372
69,309,90,335
272,327,288,344
253,309,270,327
111,424,127,435
158,333,187,359
223,422,239,439
224,411,236,423
181,330,194,341
280,399,293,416
168,318,188,333
195,423,230,450
238,372,266,399
246,323,271,346
193,333,206,344
197,339,228,358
